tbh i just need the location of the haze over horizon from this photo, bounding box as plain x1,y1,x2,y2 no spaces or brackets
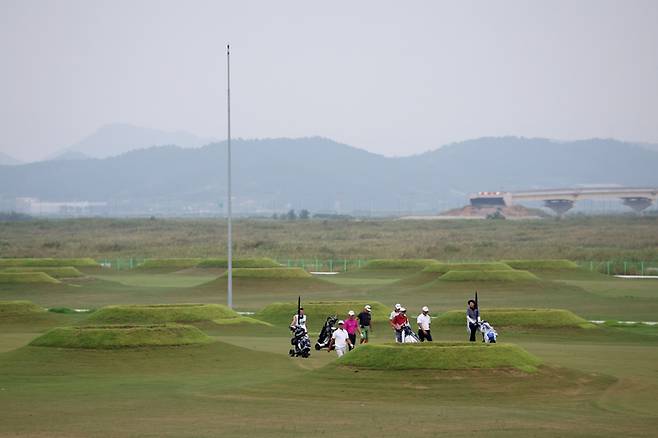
2,0,658,162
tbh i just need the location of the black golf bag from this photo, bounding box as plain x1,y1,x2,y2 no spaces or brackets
289,325,311,358
315,315,338,351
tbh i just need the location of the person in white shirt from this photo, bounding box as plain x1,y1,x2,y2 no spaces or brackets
417,306,432,342
389,303,401,341
328,320,352,357
290,307,307,332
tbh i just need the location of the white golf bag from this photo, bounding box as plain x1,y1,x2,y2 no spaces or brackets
479,320,497,343
401,324,420,343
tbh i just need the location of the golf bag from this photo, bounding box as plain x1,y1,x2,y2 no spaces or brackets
315,315,338,351
479,320,497,343
289,325,311,358
401,324,420,343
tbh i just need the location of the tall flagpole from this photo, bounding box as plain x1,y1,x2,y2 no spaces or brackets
226,44,233,308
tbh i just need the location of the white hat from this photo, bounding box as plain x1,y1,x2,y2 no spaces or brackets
348,310,355,316
422,306,429,312
395,303,401,310
364,305,372,311
338,320,345,324
400,307,406,312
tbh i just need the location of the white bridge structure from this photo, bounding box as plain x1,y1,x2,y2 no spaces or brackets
469,187,658,215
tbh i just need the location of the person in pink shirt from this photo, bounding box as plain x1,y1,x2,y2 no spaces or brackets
344,310,361,349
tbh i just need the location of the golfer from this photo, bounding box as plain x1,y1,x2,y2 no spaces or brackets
357,304,372,344
417,306,432,342
466,300,480,342
389,303,401,341
344,310,361,349
290,307,307,331
328,320,352,357
391,307,409,343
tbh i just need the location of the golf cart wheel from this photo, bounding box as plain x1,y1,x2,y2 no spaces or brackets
314,344,321,351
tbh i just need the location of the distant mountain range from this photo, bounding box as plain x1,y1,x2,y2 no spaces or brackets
0,152,22,166
48,123,216,160
1,136,657,215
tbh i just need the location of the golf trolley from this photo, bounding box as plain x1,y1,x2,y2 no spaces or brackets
478,320,497,343
401,324,421,343
315,315,338,351
289,324,311,358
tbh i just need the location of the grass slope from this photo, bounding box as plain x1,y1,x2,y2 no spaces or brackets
435,308,595,328
0,300,45,316
0,272,61,284
29,324,213,349
422,262,513,274
502,259,579,270
363,259,438,269
255,301,389,329
84,303,268,326
197,257,280,268
1,266,84,278
220,267,311,279
439,269,539,282
138,258,203,269
0,258,98,267
337,342,541,372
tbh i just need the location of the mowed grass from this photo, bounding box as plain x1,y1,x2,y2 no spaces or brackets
0,272,61,284
502,259,580,270
30,324,214,349
84,303,267,326
338,342,542,372
422,261,514,273
220,267,311,279
435,308,595,329
1,266,84,278
0,257,98,267
439,269,540,281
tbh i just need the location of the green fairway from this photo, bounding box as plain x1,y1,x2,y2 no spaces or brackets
1,251,658,436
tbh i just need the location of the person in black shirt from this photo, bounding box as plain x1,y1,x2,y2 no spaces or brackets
466,300,480,342
357,304,372,344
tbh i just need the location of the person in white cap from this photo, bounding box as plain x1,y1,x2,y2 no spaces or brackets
389,303,401,341
328,320,352,357
417,306,432,342
344,310,361,349
357,304,372,344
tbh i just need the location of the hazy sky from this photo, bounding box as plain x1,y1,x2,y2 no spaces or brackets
1,0,657,161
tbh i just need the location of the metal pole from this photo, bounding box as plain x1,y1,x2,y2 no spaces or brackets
227,44,233,308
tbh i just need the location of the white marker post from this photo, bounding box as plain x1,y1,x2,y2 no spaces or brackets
226,44,233,308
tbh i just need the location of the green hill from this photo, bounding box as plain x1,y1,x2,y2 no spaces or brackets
0,272,61,284
337,342,541,372
0,258,98,267
363,259,438,270
422,262,513,274
255,301,389,329
438,269,539,282
435,308,595,329
1,266,84,278
220,267,311,279
502,259,579,270
30,324,213,349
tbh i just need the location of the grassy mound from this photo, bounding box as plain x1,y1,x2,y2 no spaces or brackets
439,269,539,282
363,259,438,269
84,303,267,326
435,308,595,329
196,258,280,268
0,272,61,284
220,267,312,279
138,258,203,269
0,300,46,316
422,262,513,274
255,301,389,329
29,324,213,349
338,342,541,372
0,258,98,267
502,259,579,270
1,266,84,278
